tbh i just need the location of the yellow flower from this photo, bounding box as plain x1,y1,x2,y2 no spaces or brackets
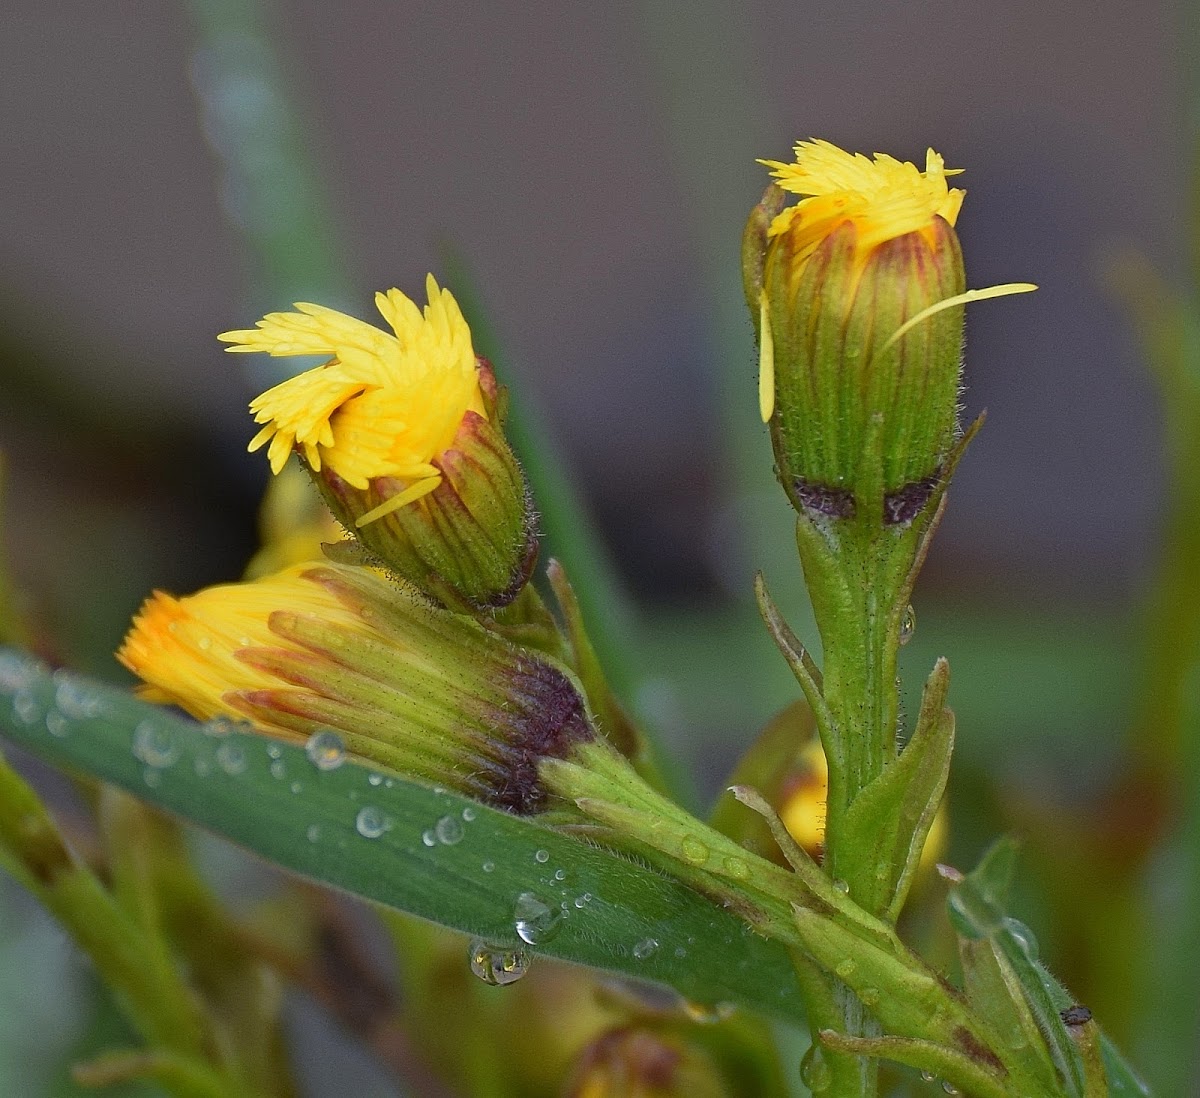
221,278,536,609
745,138,1034,508
116,563,364,723
759,139,965,274
117,562,595,813
220,275,485,503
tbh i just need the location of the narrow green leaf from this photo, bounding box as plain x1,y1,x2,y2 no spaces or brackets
948,838,1153,1097
841,658,954,920
0,650,804,1021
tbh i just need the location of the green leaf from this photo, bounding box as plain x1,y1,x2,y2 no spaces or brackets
948,838,1152,1097
841,658,954,920
0,650,803,1021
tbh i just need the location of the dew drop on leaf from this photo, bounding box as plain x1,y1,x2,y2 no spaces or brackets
435,814,465,845
305,729,345,771
513,892,562,945
355,806,388,838
468,939,528,986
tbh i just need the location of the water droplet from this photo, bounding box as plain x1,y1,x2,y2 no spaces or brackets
0,652,32,692
1002,918,1039,959
290,781,303,794
513,892,562,945
266,743,282,760
674,946,687,959
533,849,549,864
832,878,850,894
553,868,566,881
306,824,321,843
194,757,211,777
722,855,749,879
421,829,437,847
368,772,383,786
482,860,495,873
468,940,528,986
11,690,39,724
355,806,388,839
435,814,464,845
900,604,916,645
215,741,246,775
921,1070,936,1083
941,1083,959,1095
632,938,659,960
859,987,880,1008
197,635,212,650
132,721,180,768
462,806,476,822
45,711,69,738
573,895,588,909
835,959,857,979
680,837,709,865
205,716,234,737
54,677,99,719
143,767,162,788
269,759,286,780
800,1043,833,1092
682,1000,736,1024
305,729,345,770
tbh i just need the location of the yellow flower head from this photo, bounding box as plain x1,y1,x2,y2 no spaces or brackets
219,275,486,500
759,139,966,270
116,563,363,724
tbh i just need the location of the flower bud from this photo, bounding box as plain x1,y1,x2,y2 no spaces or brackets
748,141,968,519
220,276,537,608
116,562,593,814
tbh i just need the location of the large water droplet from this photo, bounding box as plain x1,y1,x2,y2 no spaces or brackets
941,1083,959,1095
513,892,562,945
800,1043,833,1092
468,940,528,986
680,837,709,865
533,849,549,864
215,741,247,775
461,806,476,822
832,878,850,894
900,604,916,645
681,1000,735,1024
723,855,750,879
0,652,32,692
435,814,465,845
305,729,345,771
132,721,180,768
355,806,388,839
632,937,659,960
368,772,383,786
921,1070,936,1083
54,676,100,719
269,759,286,780
1002,918,1039,959
45,711,69,738
11,690,39,724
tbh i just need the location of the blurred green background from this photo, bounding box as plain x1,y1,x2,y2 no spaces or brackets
0,1,1195,1094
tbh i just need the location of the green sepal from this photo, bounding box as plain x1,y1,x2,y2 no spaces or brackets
840,657,954,920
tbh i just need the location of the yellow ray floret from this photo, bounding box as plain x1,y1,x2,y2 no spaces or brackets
116,563,363,723
219,275,486,494
759,139,966,261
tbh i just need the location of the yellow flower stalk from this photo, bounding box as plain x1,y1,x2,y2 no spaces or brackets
220,277,536,608
117,562,594,814
743,140,1033,519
